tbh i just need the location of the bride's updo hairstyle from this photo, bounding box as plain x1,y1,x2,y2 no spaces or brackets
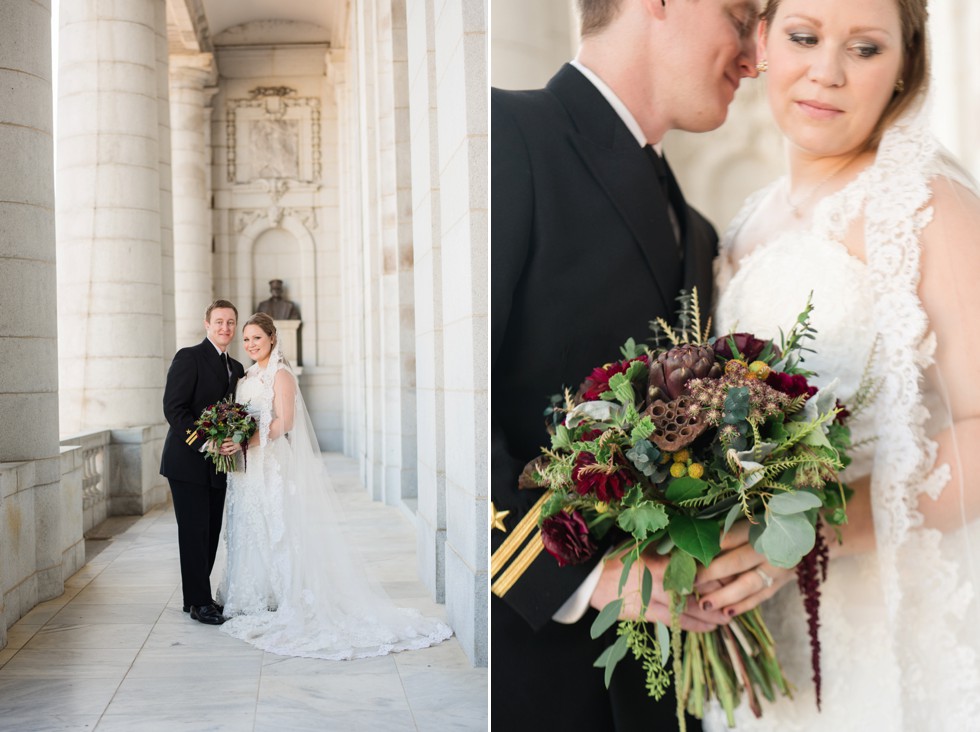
244,312,277,349
761,0,929,150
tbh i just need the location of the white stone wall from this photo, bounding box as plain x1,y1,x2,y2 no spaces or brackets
490,0,577,91
210,43,345,450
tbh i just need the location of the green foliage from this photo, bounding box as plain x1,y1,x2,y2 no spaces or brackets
665,476,710,503
668,516,721,567
617,501,670,541
663,550,697,595
755,511,816,568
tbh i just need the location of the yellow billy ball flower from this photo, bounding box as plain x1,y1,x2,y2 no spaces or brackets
688,463,705,480
594,501,609,514
749,360,771,380
673,449,690,464
670,462,687,479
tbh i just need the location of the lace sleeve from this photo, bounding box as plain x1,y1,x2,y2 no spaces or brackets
267,369,296,442
714,182,780,296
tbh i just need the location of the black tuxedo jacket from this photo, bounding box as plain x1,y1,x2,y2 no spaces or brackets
160,338,246,488
491,65,716,730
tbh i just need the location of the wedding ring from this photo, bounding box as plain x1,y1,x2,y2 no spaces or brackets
755,567,774,589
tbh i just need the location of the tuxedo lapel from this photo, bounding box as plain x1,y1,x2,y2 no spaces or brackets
200,339,229,390
549,65,679,316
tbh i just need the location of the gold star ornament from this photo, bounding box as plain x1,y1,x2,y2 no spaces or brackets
490,502,511,532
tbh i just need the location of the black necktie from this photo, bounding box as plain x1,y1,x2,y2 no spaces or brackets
645,145,683,259
221,352,231,390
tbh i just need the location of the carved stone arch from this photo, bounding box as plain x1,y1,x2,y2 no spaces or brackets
234,210,319,366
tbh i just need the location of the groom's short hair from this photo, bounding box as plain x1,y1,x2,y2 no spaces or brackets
577,0,624,37
205,299,238,322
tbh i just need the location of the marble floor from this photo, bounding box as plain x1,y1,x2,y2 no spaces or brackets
0,454,487,731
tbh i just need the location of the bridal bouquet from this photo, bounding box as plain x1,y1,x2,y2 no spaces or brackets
185,397,257,473
526,292,866,729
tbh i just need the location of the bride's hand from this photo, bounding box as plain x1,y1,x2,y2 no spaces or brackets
693,522,794,617
218,438,241,455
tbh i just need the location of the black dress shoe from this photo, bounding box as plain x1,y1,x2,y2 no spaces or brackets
189,604,226,625
183,601,224,614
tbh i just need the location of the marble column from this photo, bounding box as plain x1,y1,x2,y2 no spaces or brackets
156,0,176,359
0,0,64,637
56,0,169,512
170,53,217,349
407,0,447,603
434,0,489,667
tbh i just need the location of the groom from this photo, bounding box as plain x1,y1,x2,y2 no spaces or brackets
160,299,246,625
492,0,761,728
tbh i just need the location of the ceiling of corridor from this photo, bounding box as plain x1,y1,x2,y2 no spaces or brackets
169,0,349,50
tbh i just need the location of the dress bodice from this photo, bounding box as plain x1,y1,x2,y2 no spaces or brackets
714,179,878,478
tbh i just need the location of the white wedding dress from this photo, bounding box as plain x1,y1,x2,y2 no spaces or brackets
706,102,980,731
217,347,453,659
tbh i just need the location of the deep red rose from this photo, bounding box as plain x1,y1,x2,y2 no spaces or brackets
765,371,818,400
714,333,777,363
578,355,648,402
572,452,630,502
541,510,598,567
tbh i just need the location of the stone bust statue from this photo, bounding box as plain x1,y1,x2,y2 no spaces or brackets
256,279,301,320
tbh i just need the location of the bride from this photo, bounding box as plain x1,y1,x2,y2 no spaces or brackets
216,312,452,659
697,0,980,729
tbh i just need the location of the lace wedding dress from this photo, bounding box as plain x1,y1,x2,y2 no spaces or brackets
706,103,980,731
217,347,453,659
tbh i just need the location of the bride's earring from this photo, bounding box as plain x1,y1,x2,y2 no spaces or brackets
756,59,768,73
894,78,905,93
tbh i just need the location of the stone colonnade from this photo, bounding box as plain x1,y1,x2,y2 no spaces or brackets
56,0,171,515
340,0,488,665
0,0,84,645
170,53,218,348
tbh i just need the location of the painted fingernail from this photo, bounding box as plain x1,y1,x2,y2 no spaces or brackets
702,601,713,611
726,608,736,617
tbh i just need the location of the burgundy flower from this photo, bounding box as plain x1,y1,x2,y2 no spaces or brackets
541,510,598,567
713,333,777,363
765,371,818,400
578,356,647,402
572,452,630,502
834,400,850,426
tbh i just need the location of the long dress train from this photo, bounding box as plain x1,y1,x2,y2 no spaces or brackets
218,347,452,660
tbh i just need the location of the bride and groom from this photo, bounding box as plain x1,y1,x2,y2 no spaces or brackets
161,302,451,659
492,0,980,730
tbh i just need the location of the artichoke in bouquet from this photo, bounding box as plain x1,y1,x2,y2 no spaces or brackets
647,344,723,403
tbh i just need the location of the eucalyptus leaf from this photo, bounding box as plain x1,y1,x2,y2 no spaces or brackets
723,386,750,424
722,502,743,536
596,633,631,688
591,598,624,640
641,566,653,608
663,550,697,595
656,621,672,667
618,549,637,596
757,512,816,568
668,515,722,567
769,491,822,515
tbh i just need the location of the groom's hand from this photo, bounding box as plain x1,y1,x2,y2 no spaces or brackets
589,554,729,632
